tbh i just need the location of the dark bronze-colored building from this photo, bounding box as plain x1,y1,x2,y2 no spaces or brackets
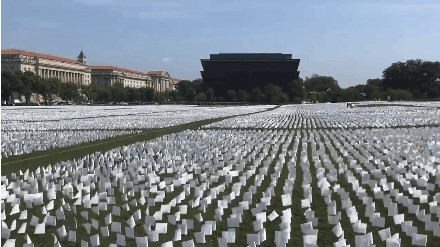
201,53,300,97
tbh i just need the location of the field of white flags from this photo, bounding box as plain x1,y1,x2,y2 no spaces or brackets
1,102,440,247
1,105,271,157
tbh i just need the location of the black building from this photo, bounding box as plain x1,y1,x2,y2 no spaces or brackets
201,53,300,98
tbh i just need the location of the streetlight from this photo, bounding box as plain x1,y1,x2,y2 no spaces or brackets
360,86,367,100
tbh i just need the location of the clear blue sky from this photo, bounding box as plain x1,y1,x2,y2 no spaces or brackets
2,0,439,88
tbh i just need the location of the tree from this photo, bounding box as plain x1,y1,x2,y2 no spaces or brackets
286,77,305,104
35,78,62,104
140,87,155,102
35,79,50,104
47,78,63,101
175,80,191,99
60,82,79,102
96,87,110,103
20,71,39,103
175,79,203,102
385,89,414,101
383,59,440,98
167,90,182,102
341,85,365,102
196,92,207,103
237,89,250,102
154,92,167,102
11,71,25,100
304,74,341,93
226,89,237,102
205,88,215,102
1,71,18,104
109,82,125,102
79,84,92,103
264,84,288,104
87,83,101,103
303,75,343,103
125,87,138,103
365,79,384,100
250,87,265,103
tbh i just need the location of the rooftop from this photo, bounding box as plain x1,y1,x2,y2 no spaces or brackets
89,65,147,76
209,53,293,60
2,49,83,65
147,70,166,75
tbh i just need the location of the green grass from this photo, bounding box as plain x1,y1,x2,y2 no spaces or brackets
0,120,212,175
290,131,306,246
306,131,339,246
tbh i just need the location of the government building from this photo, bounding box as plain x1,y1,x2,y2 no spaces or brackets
1,49,180,92
89,66,154,89
89,68,180,92
1,49,91,85
147,71,175,92
201,53,300,97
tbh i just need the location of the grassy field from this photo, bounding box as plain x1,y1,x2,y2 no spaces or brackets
2,104,439,246
2,105,279,175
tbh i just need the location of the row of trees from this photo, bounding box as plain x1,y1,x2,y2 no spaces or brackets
339,59,440,103
2,70,82,104
1,70,178,105
175,78,305,104
2,59,439,105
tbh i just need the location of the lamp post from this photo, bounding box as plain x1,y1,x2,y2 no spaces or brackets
360,86,367,100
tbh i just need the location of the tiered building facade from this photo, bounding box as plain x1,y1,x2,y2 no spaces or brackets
201,53,300,98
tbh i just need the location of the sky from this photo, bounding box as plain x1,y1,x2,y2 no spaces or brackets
2,0,440,88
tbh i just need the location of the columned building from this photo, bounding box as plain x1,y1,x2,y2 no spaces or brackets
146,71,174,92
1,49,91,85
89,66,153,89
1,49,181,92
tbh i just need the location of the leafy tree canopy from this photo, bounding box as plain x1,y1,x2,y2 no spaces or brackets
304,74,341,93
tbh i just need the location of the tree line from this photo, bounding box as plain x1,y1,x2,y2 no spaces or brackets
333,59,440,103
2,59,439,105
2,70,83,105
1,70,181,105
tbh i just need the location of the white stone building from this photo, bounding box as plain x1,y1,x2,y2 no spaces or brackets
1,49,91,85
